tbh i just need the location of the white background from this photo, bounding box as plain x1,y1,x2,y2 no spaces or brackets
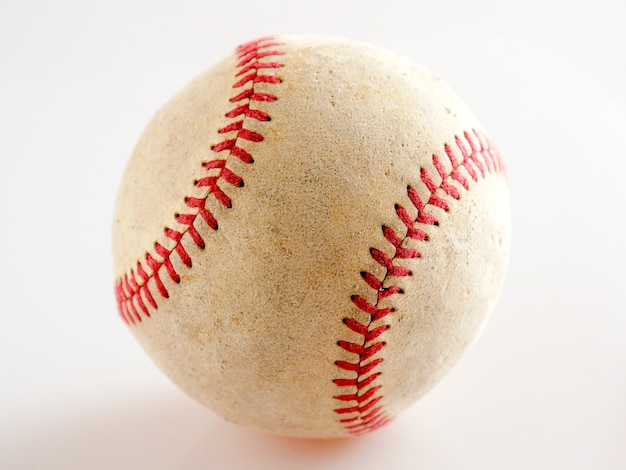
1,1,625,469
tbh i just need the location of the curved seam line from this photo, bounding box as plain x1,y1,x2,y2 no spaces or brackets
333,128,505,435
115,37,284,324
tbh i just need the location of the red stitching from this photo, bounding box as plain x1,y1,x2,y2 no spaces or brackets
333,129,505,435
115,37,283,324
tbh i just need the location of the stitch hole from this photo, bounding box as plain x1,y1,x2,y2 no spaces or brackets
342,318,349,325
408,271,413,276
398,289,405,294
174,212,180,219
394,203,399,210
433,221,439,227
385,325,391,330
350,295,356,301
239,179,245,188
193,179,199,186
390,308,396,312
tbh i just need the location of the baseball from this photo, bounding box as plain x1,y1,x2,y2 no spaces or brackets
112,35,511,438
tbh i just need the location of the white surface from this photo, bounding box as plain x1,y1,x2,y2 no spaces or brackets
1,1,625,469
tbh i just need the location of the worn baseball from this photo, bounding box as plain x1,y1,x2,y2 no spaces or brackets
113,35,510,438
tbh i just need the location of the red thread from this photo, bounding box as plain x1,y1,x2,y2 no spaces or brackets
237,50,284,67
115,37,284,324
229,89,278,103
232,73,282,89
225,104,271,122
238,128,264,142
236,61,283,77
333,128,505,435
219,121,243,133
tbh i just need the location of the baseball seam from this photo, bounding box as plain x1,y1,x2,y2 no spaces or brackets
115,37,284,324
333,129,505,435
